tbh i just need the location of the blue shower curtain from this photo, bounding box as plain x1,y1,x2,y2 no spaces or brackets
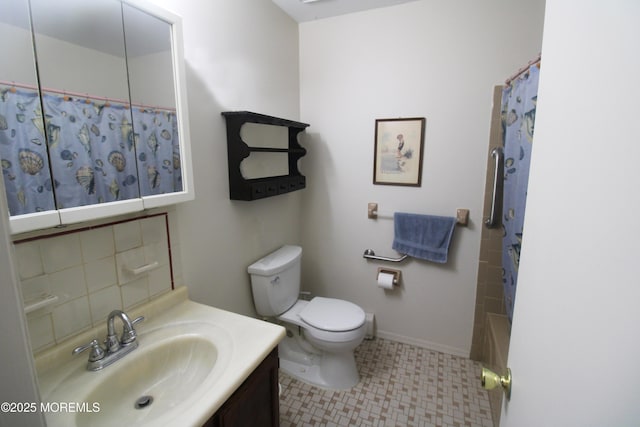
0,86,181,215
501,64,539,323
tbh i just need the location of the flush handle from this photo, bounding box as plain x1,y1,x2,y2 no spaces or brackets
481,367,512,400
270,276,280,285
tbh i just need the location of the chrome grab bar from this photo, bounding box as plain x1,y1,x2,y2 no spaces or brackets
363,249,409,263
484,147,504,228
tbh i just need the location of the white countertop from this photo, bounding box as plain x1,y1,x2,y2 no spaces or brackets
35,287,285,427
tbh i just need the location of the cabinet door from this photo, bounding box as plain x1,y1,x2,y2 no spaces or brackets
123,0,194,210
1,0,193,234
31,0,143,220
0,0,60,233
215,349,280,427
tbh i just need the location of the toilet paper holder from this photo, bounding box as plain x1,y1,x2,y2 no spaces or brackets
377,267,401,286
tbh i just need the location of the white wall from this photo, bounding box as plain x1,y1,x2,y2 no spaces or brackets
298,0,545,355
146,0,303,316
0,168,44,427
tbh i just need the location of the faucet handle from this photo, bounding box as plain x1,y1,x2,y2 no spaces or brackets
121,316,145,345
72,339,105,362
132,316,145,327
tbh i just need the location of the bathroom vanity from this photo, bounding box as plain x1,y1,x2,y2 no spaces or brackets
35,287,285,427
204,348,279,427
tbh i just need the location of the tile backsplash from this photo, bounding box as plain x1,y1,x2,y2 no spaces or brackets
15,214,175,353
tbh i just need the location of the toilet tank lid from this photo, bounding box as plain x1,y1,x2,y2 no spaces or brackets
247,245,302,276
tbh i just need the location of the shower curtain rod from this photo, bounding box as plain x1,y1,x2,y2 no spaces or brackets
505,53,541,86
0,80,175,112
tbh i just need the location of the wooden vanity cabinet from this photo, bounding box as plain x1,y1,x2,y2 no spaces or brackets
203,348,280,427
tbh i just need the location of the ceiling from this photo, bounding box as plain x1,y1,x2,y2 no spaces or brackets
272,0,420,22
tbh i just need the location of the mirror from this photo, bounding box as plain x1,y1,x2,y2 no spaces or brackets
0,0,192,233
0,0,56,219
30,0,140,209
122,4,183,196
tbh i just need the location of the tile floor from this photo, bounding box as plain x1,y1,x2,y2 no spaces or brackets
279,338,493,427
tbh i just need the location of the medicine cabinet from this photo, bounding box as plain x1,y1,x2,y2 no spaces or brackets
0,0,193,234
222,111,308,201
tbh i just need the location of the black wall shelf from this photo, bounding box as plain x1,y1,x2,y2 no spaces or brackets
222,111,309,201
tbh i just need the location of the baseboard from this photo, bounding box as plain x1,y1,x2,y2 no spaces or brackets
375,330,470,358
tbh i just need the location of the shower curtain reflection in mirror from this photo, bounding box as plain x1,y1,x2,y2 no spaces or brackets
0,87,182,213
0,86,55,216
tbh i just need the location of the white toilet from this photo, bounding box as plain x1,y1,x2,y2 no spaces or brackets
248,245,366,389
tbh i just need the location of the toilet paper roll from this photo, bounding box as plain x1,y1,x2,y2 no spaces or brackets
377,272,396,289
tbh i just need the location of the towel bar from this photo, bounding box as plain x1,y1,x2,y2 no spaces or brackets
363,249,409,263
367,203,469,226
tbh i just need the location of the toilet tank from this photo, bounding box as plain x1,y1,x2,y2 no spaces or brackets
247,245,302,317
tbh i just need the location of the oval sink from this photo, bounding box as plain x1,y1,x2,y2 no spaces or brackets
41,321,233,427
36,292,285,427
76,335,216,427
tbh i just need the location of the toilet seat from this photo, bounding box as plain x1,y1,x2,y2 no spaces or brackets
299,297,365,332
277,298,366,344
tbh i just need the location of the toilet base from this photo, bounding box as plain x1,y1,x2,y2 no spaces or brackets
278,334,360,390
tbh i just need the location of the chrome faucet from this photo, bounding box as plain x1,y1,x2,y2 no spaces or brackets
73,310,144,371
105,310,137,352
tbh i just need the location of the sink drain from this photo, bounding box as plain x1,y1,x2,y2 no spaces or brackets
134,395,154,409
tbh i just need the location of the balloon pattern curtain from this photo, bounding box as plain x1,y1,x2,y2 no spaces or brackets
501,64,539,323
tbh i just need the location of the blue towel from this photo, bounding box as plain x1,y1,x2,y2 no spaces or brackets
392,213,456,263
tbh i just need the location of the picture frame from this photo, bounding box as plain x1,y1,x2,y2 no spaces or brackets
373,117,426,186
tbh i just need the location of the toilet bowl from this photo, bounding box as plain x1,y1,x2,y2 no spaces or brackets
277,298,366,389
248,245,366,389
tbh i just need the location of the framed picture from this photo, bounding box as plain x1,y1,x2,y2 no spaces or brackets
373,117,425,186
